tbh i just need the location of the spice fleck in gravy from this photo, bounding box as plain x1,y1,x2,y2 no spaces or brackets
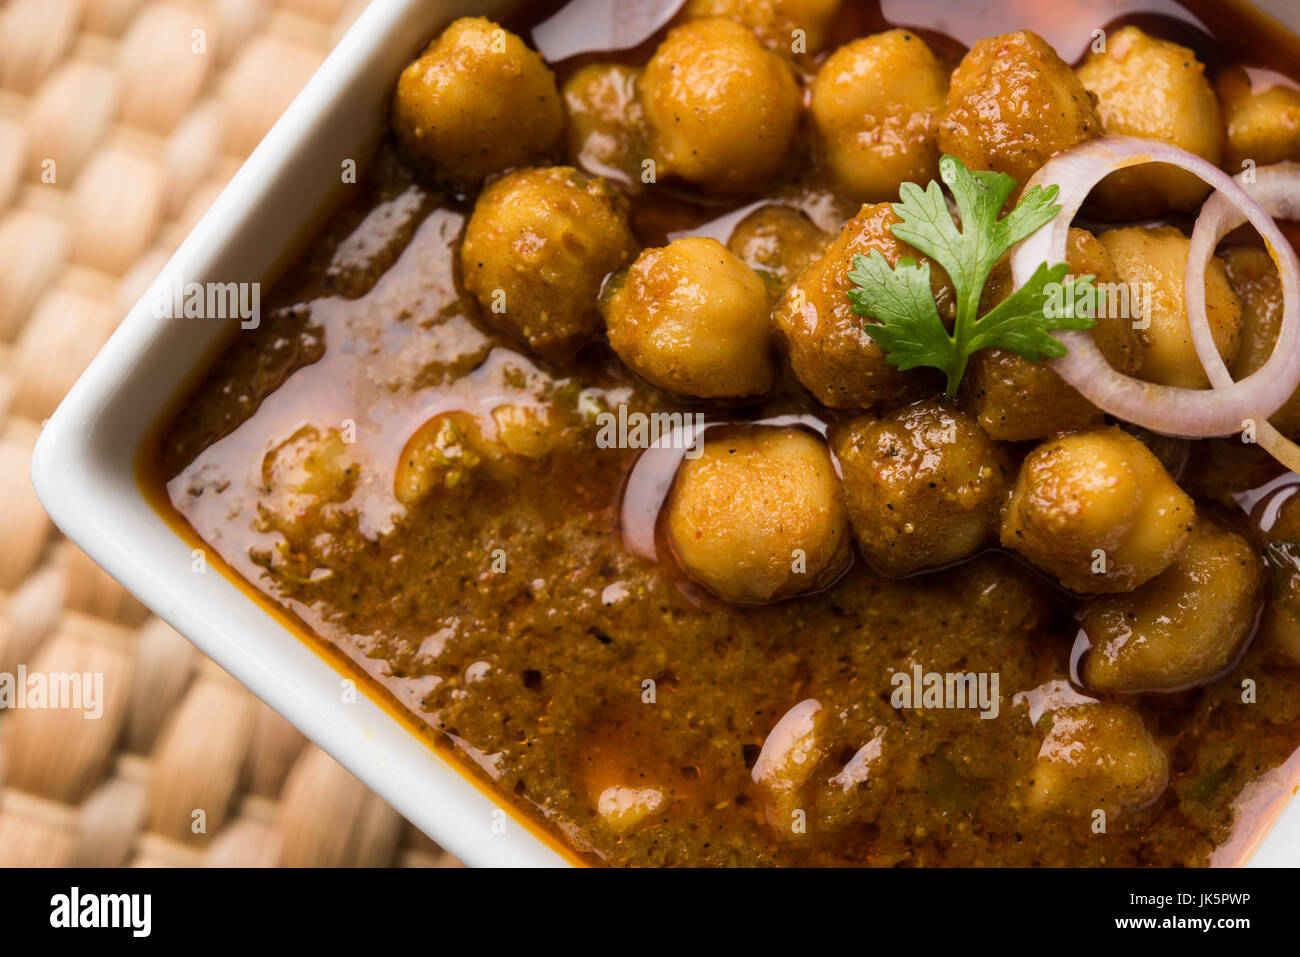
147,1,1300,865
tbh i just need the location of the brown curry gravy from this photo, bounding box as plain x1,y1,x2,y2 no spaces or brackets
144,0,1300,865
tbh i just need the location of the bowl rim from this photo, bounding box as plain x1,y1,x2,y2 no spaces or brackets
30,0,571,868
29,0,1300,868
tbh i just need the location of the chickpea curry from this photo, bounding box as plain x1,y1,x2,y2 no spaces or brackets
149,0,1300,866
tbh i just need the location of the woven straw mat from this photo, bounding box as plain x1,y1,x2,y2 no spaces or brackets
0,0,462,868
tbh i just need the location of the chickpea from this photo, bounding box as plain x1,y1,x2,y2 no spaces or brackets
1027,703,1168,816
260,425,358,536
1077,27,1221,218
965,348,1100,442
1122,425,1191,484
665,427,850,603
490,403,564,459
1217,65,1300,170
391,18,563,185
394,405,564,507
811,30,948,204
1099,226,1242,390
1001,427,1194,594
726,204,831,296
832,401,1011,577
1062,227,1151,373
460,166,637,361
1261,503,1300,667
939,31,1100,194
641,18,801,192
682,0,843,54
1264,490,1300,544
1178,437,1279,510
1238,491,1300,666
395,412,495,506
773,202,952,410
602,237,776,398
963,228,1146,441
1080,518,1265,693
561,63,647,183
1224,245,1300,437
1262,559,1300,667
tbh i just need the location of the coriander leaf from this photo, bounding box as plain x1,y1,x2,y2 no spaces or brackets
967,265,1096,362
846,153,1098,400
944,158,1062,267
891,154,1062,309
887,178,964,284
991,181,1064,252
848,251,956,374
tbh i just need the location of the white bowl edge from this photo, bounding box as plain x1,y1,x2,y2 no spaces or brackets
31,0,569,868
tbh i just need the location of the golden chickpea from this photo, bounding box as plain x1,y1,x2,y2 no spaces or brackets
1217,65,1300,170
641,18,801,192
260,425,358,536
1261,500,1300,668
1178,437,1277,510
963,228,1146,441
561,63,647,183
490,403,564,459
1265,489,1300,539
1027,703,1168,816
811,30,948,203
682,0,843,54
726,204,830,296
964,350,1101,441
1077,27,1221,218
460,166,637,361
832,401,1011,577
1224,245,1300,437
395,412,496,506
1123,425,1191,483
1100,226,1242,390
665,427,851,603
602,237,776,398
1261,544,1300,668
391,18,563,185
1064,226,1151,373
939,31,1100,193
1001,427,1194,594
773,202,952,409
1080,518,1265,692
394,405,565,507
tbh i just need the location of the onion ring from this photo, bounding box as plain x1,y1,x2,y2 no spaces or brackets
532,0,686,62
1009,136,1300,438
1187,162,1300,471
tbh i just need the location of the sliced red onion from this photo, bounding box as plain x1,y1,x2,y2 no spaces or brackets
1187,162,1300,471
1010,136,1300,438
666,199,771,243
532,0,686,62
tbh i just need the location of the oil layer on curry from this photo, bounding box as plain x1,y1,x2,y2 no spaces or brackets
150,0,1300,866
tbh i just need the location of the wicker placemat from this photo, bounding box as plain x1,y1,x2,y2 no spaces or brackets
0,0,459,868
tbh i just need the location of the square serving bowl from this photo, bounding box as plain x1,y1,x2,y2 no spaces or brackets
31,0,1300,867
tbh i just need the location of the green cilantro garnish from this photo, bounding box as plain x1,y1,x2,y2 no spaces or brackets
847,154,1096,400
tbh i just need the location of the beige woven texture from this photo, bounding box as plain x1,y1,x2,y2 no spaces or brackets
0,0,459,867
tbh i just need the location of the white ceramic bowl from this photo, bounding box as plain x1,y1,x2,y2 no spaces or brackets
31,0,1300,867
